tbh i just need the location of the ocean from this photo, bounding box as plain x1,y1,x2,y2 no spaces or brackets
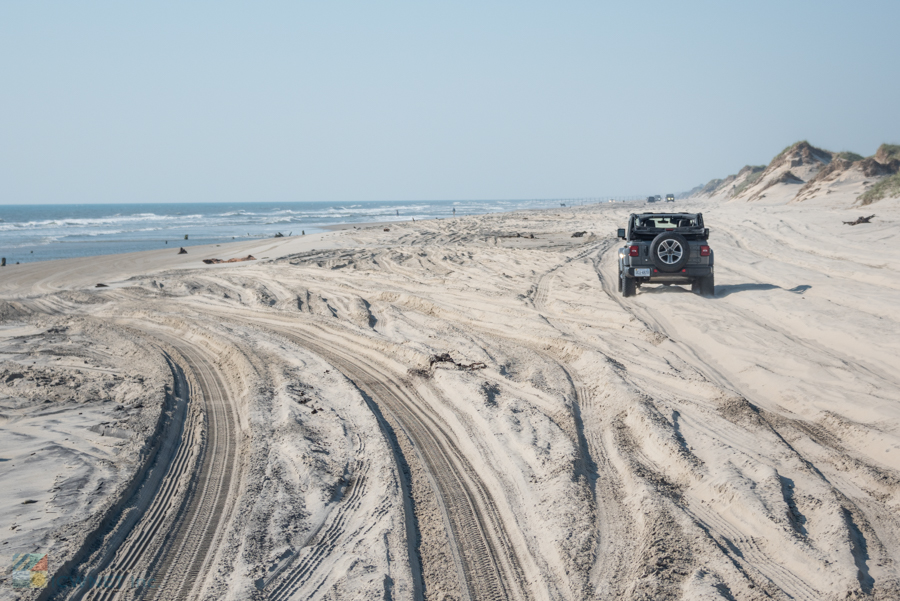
0,199,593,264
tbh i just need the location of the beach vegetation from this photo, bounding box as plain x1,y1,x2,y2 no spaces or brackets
773,140,809,162
858,172,900,205
876,143,900,162
835,151,864,162
732,169,766,196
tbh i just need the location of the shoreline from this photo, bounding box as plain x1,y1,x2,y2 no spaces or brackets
0,229,336,295
0,198,611,266
0,204,598,292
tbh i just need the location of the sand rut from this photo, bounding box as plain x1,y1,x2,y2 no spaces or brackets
141,334,243,601
60,329,244,601
269,325,534,601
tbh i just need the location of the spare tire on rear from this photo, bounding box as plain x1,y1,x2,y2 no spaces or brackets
650,232,689,272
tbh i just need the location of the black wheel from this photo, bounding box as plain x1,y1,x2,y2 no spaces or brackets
693,273,715,297
617,268,623,292
650,232,690,272
622,274,636,297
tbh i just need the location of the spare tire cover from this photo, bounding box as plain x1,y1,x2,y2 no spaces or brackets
650,232,689,272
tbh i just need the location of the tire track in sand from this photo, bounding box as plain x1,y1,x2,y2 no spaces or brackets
75,329,243,601
139,333,242,601
74,351,199,601
263,458,371,601
35,322,242,601
592,238,834,599
268,324,533,601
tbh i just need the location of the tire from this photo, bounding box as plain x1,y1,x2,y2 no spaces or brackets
622,274,636,297
650,232,689,272
693,273,715,297
617,268,623,292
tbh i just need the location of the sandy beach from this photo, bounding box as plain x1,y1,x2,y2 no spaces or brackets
2,188,900,600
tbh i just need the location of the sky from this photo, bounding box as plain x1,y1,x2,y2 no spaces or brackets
1,1,898,205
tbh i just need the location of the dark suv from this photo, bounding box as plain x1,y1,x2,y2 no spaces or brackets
617,212,714,297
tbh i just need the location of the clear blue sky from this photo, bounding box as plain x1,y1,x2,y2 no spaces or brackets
1,1,898,204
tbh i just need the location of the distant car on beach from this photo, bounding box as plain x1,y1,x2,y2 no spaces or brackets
666,194,675,202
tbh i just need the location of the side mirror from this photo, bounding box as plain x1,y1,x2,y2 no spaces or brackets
617,228,626,239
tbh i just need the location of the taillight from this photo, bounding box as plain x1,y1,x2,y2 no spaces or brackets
629,246,639,257
700,245,710,257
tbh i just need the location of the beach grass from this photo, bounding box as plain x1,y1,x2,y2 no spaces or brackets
859,172,900,205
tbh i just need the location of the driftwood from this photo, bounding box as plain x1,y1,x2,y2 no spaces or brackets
843,215,875,226
202,255,257,265
429,352,486,371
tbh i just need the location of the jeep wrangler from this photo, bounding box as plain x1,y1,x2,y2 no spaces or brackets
617,212,714,297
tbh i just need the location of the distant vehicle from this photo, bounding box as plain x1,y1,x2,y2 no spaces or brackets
647,196,658,203
616,212,714,297
665,194,675,202
655,195,662,202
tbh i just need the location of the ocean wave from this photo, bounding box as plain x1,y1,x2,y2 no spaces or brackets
0,213,206,231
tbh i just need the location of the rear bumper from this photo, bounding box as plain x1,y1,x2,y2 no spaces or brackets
625,265,712,281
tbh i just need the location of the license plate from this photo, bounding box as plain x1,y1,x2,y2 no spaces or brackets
634,268,651,277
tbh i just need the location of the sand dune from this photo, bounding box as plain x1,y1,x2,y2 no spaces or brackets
2,192,900,600
690,141,900,207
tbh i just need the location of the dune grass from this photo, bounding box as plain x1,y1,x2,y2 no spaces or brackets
877,144,900,162
773,141,808,162
732,169,765,196
858,172,900,205
835,151,864,162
